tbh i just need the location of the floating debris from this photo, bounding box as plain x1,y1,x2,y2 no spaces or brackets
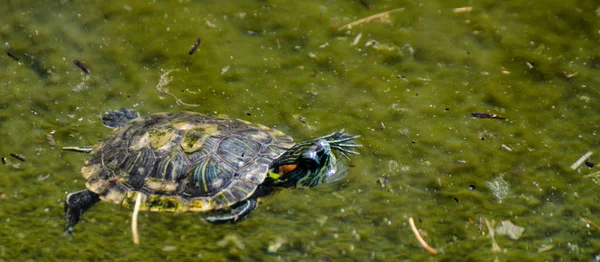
408,217,437,255
188,38,201,55
46,131,56,146
452,6,473,13
267,237,287,253
485,175,510,201
162,245,177,252
376,175,388,189
351,32,363,46
538,244,554,253
485,218,501,253
9,153,26,162
495,220,525,240
298,116,306,124
359,0,370,9
6,52,19,61
217,234,245,249
562,71,578,78
501,144,513,152
38,174,51,181
471,112,505,120
571,151,593,170
155,69,200,107
73,60,89,74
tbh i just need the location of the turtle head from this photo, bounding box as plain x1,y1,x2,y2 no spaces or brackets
266,130,360,188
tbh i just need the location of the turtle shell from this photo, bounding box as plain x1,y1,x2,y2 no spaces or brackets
81,112,294,212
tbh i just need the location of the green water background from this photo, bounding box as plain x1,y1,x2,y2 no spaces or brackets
1,0,599,261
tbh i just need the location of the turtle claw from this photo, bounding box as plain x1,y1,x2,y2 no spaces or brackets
320,130,362,159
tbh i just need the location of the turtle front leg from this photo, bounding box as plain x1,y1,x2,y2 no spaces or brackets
64,189,100,234
205,199,258,224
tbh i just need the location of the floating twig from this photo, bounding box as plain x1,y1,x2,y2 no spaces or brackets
9,153,26,162
132,192,144,244
571,151,593,170
471,112,505,120
73,60,89,74
188,38,201,55
581,217,600,231
338,8,405,31
408,217,437,255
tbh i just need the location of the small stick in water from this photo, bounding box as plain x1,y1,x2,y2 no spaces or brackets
571,151,593,170
189,38,201,55
132,192,144,244
7,52,19,61
471,112,505,120
408,217,437,255
73,60,89,74
9,153,26,162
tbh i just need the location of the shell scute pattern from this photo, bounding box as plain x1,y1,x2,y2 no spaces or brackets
82,112,295,211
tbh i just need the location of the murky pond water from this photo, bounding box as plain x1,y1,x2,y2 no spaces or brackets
1,0,600,261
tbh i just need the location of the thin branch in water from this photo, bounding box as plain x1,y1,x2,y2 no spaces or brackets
408,217,437,255
571,151,593,170
338,8,405,31
132,192,144,245
581,217,600,231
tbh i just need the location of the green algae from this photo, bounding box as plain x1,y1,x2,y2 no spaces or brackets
0,0,599,261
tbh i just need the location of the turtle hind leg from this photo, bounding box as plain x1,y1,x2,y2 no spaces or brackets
205,199,258,224
64,189,100,234
101,108,140,128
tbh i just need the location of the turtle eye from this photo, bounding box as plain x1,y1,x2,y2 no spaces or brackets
299,150,320,169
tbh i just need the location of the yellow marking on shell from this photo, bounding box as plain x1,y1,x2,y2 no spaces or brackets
149,129,175,150
180,124,219,153
120,192,189,212
189,198,212,212
130,133,151,151
145,178,179,193
172,121,196,130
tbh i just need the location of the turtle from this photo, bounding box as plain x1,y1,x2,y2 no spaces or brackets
63,108,360,234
